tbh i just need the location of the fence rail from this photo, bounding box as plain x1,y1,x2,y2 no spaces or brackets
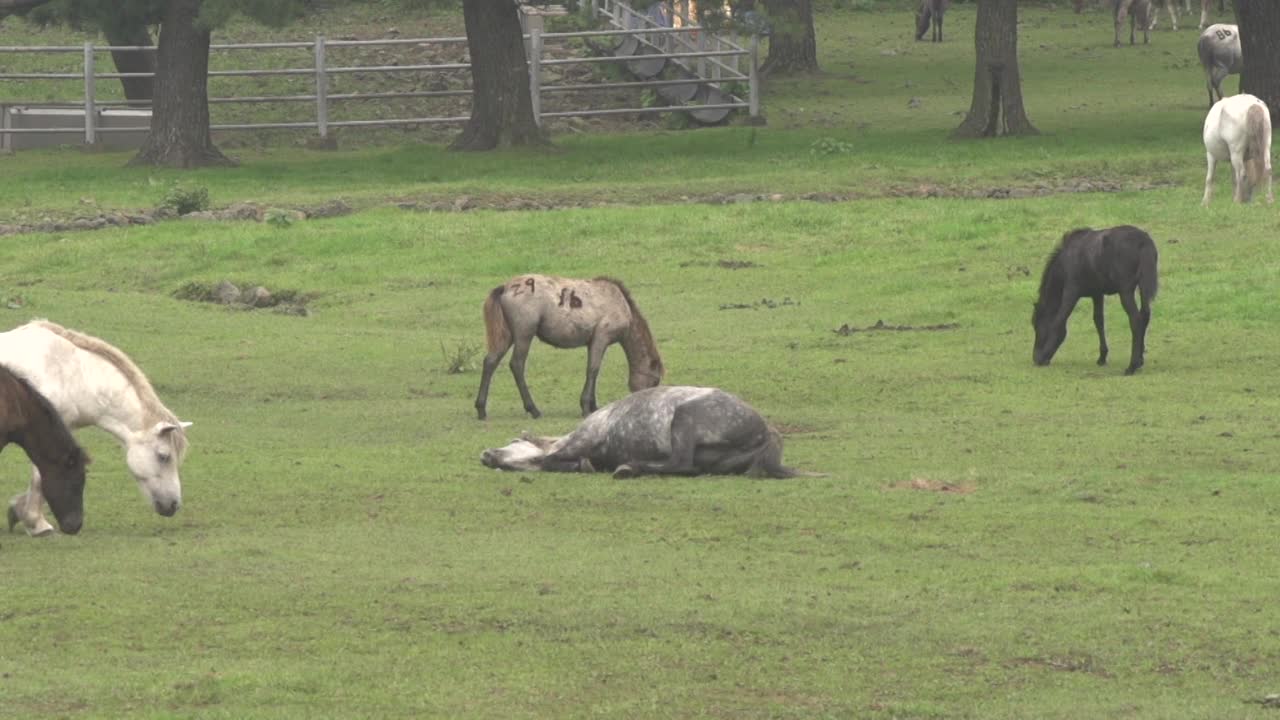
0,19,757,149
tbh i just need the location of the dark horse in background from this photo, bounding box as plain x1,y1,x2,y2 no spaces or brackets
915,0,949,42
482,386,811,479
475,275,664,420
1032,226,1159,375
0,367,89,535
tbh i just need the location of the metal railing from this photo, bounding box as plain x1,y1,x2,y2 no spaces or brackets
0,22,757,148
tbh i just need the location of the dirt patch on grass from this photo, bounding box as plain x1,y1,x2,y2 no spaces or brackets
890,477,976,494
719,297,800,311
679,259,761,270
834,319,959,335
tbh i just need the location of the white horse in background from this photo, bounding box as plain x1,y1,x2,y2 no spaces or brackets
1202,93,1274,206
1,320,191,536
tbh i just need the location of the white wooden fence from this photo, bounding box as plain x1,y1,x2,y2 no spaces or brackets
0,24,757,149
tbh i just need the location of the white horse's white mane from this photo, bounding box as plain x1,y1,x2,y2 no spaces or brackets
31,319,188,459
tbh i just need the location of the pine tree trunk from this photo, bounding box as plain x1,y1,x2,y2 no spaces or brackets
103,20,155,107
953,0,1038,138
760,0,818,75
450,0,545,151
129,0,232,168
1234,0,1280,121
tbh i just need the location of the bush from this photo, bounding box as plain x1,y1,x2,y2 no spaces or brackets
161,184,210,215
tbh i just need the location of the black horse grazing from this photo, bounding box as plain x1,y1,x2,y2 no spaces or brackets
481,386,810,479
1032,226,1159,375
0,368,89,535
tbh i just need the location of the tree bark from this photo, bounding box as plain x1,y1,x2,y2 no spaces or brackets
103,20,155,107
760,0,818,75
129,0,231,167
1234,0,1280,121
953,0,1038,138
450,0,545,151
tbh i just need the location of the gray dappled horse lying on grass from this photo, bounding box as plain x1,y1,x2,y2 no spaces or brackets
474,275,664,420
481,386,812,479
1032,226,1159,375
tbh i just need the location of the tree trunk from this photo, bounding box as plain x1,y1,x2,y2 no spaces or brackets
450,0,545,151
760,0,818,75
130,0,231,167
953,0,1038,138
103,20,155,107
1234,0,1280,121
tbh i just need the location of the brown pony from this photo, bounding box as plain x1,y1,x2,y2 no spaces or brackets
474,275,665,420
0,367,90,535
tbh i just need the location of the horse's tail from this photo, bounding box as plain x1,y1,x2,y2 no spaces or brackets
598,277,664,383
1137,233,1159,312
482,285,511,353
1244,102,1271,200
746,428,823,479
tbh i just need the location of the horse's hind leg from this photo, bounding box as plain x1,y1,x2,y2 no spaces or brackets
8,467,55,537
1230,151,1247,203
612,407,701,479
1091,295,1108,366
475,338,512,420
1119,289,1147,375
508,334,542,419
1202,153,1217,206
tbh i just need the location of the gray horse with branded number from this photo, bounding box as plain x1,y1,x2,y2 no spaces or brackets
474,275,664,420
1198,24,1242,109
481,386,811,479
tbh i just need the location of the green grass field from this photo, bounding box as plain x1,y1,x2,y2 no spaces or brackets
1,2,1279,718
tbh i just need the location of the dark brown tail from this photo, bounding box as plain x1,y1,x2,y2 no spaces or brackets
1138,235,1159,312
483,286,511,353
1244,103,1270,201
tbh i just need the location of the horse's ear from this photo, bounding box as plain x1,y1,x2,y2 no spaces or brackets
156,421,190,436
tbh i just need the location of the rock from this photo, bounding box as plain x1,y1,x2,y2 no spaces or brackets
213,280,241,304
242,286,273,308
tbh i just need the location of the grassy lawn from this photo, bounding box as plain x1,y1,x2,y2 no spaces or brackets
1,2,1278,719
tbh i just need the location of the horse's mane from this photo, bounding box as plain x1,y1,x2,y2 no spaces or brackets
1035,229,1091,317
594,277,664,378
2,367,84,461
30,320,188,459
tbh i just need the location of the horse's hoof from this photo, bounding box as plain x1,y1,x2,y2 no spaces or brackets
1097,357,1108,366
30,526,54,538
527,408,542,420
612,464,638,480
1124,365,1142,376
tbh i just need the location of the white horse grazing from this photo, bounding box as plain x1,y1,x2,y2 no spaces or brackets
1,320,190,536
1202,94,1274,206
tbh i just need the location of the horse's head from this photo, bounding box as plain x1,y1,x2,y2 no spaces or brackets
481,438,550,472
40,445,89,535
125,420,191,517
1032,299,1067,366
628,358,664,392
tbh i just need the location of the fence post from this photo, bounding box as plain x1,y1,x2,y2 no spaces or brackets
83,42,96,145
529,27,542,128
749,35,760,119
314,34,328,138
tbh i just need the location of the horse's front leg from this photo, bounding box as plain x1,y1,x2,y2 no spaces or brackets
1092,295,1108,366
580,335,611,417
1202,152,1217,206
7,466,56,537
508,335,541,419
1118,289,1148,375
